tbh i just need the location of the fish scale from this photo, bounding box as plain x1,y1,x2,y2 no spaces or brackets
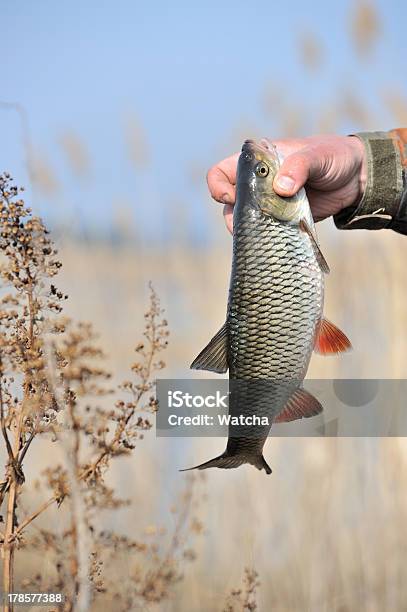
219,211,324,466
228,216,323,382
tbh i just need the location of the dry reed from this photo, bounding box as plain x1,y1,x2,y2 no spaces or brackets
0,174,204,611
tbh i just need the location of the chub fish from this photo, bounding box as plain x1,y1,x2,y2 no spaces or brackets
183,139,351,475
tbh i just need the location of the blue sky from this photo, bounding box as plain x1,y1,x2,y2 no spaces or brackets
1,0,406,239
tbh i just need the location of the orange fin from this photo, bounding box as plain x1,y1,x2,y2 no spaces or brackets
314,318,352,355
275,388,323,423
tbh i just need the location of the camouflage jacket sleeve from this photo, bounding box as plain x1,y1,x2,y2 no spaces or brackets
334,129,407,234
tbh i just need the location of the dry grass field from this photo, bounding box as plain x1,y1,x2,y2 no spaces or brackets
12,221,402,611
2,199,407,610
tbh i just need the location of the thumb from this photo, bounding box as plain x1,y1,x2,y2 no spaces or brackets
273,148,324,197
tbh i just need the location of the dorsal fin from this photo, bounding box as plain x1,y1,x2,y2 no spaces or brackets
190,322,228,373
299,218,330,274
274,387,323,423
314,318,352,355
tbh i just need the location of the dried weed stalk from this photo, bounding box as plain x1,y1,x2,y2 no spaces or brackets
0,174,203,611
222,568,260,612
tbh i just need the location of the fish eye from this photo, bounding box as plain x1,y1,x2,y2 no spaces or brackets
255,162,269,178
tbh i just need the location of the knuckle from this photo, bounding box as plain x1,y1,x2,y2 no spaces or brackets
206,165,216,186
286,151,311,174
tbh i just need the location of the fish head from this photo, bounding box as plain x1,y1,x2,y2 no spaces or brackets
237,139,309,223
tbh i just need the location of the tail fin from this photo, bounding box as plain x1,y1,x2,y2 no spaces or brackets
180,452,272,475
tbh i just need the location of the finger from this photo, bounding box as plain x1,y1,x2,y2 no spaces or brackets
223,204,233,234
305,186,346,222
207,153,239,204
273,146,325,197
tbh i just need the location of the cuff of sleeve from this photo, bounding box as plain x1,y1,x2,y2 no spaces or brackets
334,131,404,230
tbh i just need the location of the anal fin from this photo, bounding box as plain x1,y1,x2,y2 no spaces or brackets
190,322,228,373
274,387,323,423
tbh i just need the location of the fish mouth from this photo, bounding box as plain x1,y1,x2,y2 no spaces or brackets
242,138,278,163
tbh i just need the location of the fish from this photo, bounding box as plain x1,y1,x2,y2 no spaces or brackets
183,138,351,475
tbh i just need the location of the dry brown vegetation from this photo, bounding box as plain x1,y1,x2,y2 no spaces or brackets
222,568,260,612
0,175,206,611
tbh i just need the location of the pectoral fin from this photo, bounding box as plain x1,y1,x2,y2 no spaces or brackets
190,322,228,373
299,218,330,274
274,387,323,423
314,318,352,354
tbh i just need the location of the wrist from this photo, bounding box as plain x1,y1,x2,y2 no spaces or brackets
348,135,367,205
335,131,404,231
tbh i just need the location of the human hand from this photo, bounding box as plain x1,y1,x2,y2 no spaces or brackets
207,135,367,233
